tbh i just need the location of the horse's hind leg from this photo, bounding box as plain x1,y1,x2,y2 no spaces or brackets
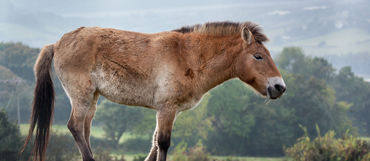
84,92,99,154
67,93,96,161
63,80,97,161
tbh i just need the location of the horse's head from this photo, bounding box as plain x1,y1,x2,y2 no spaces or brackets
235,25,286,99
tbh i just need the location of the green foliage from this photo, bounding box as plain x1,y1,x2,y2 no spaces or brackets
132,154,147,161
121,137,151,153
96,99,155,148
187,141,210,161
172,140,211,161
275,47,360,137
0,42,71,124
0,109,25,161
285,128,370,161
205,80,256,155
204,47,358,156
173,94,213,147
172,140,188,161
204,74,352,155
93,148,126,161
276,47,335,81
0,65,33,123
46,134,79,161
218,157,241,161
275,47,307,74
207,80,255,138
331,66,370,135
0,42,38,82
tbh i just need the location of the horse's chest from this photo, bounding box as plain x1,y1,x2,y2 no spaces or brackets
177,94,204,111
152,67,202,110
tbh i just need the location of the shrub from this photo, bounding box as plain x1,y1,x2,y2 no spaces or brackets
187,145,210,161
285,126,370,161
46,133,79,161
132,154,147,161
0,109,26,161
172,140,210,161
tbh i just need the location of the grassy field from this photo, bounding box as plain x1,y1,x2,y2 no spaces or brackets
20,124,105,138
210,156,288,161
360,137,370,142
120,154,289,161
19,124,134,143
19,124,289,161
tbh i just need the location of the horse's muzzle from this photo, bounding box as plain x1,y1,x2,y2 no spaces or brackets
267,77,286,99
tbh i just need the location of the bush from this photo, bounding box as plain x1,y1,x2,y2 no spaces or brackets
285,127,370,161
0,109,27,161
132,154,147,161
172,140,210,161
46,133,79,161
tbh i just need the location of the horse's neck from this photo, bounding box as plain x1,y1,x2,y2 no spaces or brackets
189,35,243,93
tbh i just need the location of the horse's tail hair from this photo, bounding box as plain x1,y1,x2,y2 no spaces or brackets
21,44,55,161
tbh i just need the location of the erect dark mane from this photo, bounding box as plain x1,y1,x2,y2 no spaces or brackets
173,21,268,43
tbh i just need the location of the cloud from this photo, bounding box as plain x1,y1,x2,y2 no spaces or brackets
303,6,327,11
268,10,290,16
60,3,250,18
282,35,291,40
335,21,344,29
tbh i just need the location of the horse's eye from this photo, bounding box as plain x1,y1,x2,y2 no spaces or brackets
253,54,263,60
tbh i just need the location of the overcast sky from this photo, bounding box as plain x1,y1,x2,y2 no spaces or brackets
0,0,369,54
0,0,267,47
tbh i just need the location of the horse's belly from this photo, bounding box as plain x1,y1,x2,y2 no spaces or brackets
92,68,155,108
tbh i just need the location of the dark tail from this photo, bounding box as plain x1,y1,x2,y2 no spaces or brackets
21,44,55,161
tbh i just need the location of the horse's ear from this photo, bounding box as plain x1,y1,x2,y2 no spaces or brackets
241,27,254,44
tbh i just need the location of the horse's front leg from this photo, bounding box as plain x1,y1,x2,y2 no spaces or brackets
155,108,177,161
145,128,158,161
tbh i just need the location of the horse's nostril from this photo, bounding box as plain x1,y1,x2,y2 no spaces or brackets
274,84,286,93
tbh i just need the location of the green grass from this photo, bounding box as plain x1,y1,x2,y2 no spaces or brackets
20,124,105,138
120,155,289,161
19,124,136,143
19,124,289,161
111,153,289,161
360,137,370,142
210,156,289,161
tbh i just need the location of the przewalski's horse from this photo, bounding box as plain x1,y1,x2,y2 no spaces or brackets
23,21,286,161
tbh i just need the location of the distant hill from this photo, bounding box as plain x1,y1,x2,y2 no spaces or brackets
0,65,28,110
325,53,370,81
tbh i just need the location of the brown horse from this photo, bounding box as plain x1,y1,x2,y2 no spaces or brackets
23,21,286,161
